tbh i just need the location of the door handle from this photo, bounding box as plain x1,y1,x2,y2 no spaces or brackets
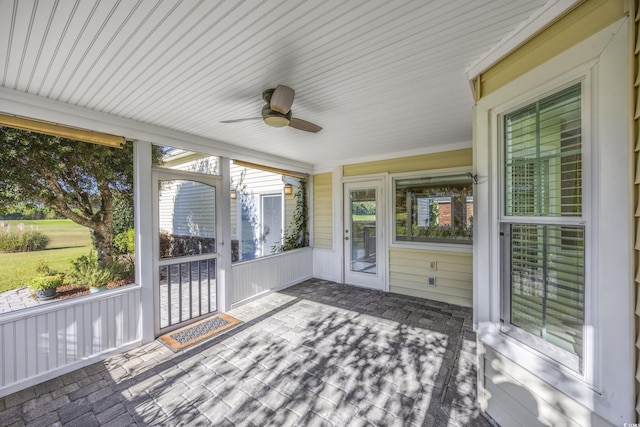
345,236,350,240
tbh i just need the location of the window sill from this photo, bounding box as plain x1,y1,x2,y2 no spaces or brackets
478,326,600,411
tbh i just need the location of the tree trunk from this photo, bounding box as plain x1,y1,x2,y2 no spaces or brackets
93,226,114,264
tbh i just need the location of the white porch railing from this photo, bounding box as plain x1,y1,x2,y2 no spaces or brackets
0,284,141,398
231,247,313,307
0,248,313,397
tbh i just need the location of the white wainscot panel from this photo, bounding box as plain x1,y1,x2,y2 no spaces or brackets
231,247,313,307
0,285,142,398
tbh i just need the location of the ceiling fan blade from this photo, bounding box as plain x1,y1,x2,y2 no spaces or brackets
220,117,262,123
289,117,322,133
270,85,295,114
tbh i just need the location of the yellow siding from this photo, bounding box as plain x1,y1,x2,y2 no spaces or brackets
482,346,611,427
343,149,472,176
389,248,472,307
477,0,625,98
341,148,473,304
313,173,333,249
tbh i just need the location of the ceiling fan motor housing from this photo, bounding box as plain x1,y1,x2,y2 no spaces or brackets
262,88,274,104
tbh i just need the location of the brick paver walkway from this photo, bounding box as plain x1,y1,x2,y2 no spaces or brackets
0,287,41,313
0,279,490,426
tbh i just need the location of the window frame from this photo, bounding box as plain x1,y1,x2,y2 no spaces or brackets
474,20,633,421
390,166,474,252
495,77,595,383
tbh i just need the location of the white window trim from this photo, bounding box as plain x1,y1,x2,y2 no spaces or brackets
482,68,598,393
474,18,632,422
389,166,473,252
496,78,591,377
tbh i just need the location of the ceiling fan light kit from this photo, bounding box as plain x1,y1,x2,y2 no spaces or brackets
263,115,290,127
262,104,292,128
222,85,322,133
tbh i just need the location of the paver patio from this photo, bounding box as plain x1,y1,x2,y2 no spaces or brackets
0,279,490,426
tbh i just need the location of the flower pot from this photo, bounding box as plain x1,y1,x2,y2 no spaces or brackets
36,287,58,301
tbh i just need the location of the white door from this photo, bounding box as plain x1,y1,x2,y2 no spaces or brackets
343,180,385,290
152,169,221,336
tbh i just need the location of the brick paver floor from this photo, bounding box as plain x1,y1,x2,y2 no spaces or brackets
0,279,491,426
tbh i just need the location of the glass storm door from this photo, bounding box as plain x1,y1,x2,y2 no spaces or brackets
153,170,220,335
344,181,385,290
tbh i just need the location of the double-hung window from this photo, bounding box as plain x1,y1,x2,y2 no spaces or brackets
500,83,584,371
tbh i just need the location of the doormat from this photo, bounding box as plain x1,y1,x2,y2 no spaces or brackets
159,313,242,352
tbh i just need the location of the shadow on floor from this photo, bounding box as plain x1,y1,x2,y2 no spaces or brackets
0,278,493,426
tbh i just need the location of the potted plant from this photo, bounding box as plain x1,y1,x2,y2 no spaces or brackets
29,274,63,301
28,260,64,301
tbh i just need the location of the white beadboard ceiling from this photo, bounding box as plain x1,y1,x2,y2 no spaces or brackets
0,0,553,170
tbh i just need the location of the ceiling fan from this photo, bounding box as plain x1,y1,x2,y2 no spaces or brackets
221,85,322,133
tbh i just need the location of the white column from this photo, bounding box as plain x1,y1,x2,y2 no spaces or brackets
134,140,155,343
218,157,232,312
332,166,344,283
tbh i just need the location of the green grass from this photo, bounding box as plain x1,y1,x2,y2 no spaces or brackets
352,215,376,222
0,220,92,292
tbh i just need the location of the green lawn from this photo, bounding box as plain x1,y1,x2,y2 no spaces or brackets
352,215,376,222
0,219,92,292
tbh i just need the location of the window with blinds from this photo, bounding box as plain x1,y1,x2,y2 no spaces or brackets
502,84,584,364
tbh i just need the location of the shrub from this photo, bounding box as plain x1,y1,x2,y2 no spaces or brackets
28,274,63,293
112,193,134,237
113,228,135,255
0,203,63,220
0,223,49,252
35,259,53,275
69,251,129,288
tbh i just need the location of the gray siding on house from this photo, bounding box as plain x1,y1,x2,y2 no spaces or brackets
230,162,288,259
158,179,216,238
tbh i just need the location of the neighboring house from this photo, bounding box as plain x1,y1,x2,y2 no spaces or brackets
0,1,637,425
161,150,299,262
229,162,297,261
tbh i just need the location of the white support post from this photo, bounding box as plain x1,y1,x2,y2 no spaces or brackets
332,166,344,283
134,140,155,343
218,157,232,312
